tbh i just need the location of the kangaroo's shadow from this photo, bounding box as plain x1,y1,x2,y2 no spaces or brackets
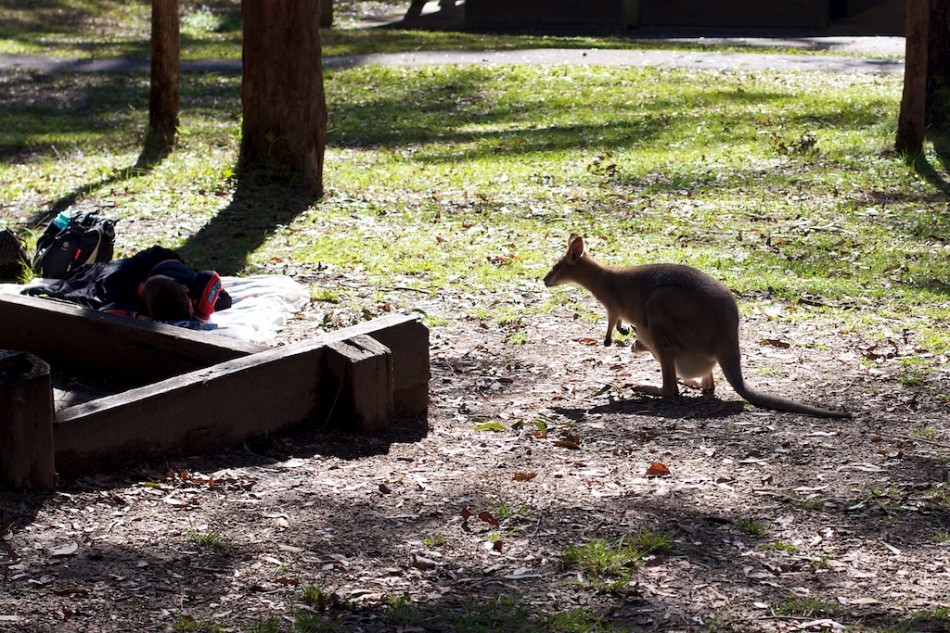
555,394,747,421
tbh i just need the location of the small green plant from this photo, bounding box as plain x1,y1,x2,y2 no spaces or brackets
898,370,927,387
172,614,225,633
776,597,838,617
810,554,834,570
792,499,825,511
423,532,446,547
762,541,799,554
629,529,675,556
490,497,533,521
473,420,507,432
243,618,282,633
735,518,768,536
187,530,236,554
543,608,631,632
914,425,940,440
301,585,343,613
910,608,950,626
291,610,339,633
507,330,527,345
562,532,671,581
383,595,421,626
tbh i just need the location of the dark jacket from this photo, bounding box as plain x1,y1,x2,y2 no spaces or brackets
24,245,232,318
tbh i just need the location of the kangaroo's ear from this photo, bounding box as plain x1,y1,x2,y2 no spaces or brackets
566,235,585,263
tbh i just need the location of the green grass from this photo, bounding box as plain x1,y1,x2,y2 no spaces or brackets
187,530,235,553
0,0,901,60
563,530,674,586
776,597,838,617
762,540,799,554
172,614,226,633
383,596,634,633
0,8,947,381
735,518,768,536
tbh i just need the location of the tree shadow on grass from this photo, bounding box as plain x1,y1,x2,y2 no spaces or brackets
908,127,950,195
174,167,321,275
26,143,175,230
911,152,950,195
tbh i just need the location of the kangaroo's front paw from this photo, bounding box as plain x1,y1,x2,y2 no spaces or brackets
603,337,613,347
616,324,630,336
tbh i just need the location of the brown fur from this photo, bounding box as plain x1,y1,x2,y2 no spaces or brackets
543,234,851,419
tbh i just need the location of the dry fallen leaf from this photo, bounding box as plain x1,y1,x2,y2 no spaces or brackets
512,471,537,482
645,462,671,477
477,511,501,528
49,542,79,557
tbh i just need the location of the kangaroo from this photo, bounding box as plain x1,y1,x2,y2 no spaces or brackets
543,234,851,419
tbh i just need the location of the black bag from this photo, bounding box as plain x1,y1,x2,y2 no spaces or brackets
33,210,116,279
0,229,29,282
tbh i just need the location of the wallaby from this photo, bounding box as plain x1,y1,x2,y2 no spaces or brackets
543,234,851,419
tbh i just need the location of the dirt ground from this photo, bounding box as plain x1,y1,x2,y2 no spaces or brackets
1,268,948,632
0,3,947,627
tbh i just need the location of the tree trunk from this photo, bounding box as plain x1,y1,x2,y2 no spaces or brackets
145,0,180,157
925,0,949,127
240,0,328,196
896,0,929,154
320,0,334,28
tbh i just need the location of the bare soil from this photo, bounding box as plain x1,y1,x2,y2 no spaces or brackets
1,271,948,632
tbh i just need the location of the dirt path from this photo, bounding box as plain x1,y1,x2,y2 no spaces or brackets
0,35,905,76
1,276,947,632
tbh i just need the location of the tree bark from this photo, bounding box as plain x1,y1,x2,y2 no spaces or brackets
145,0,180,157
320,0,334,28
240,0,328,196
925,0,949,126
896,0,929,154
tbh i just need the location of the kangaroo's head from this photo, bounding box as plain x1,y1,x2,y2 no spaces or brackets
543,234,586,287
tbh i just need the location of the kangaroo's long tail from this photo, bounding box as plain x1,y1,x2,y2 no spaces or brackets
719,348,851,419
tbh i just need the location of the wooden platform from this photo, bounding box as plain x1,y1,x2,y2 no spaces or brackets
0,294,429,488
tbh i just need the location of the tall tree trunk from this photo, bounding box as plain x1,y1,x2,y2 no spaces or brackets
145,0,180,158
925,0,949,127
240,0,328,196
896,0,929,154
320,0,334,28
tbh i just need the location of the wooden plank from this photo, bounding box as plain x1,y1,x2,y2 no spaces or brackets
318,314,430,419
0,351,55,490
0,294,262,387
54,340,327,478
52,314,430,478
325,335,393,433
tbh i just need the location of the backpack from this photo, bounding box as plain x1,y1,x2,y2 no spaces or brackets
33,209,117,279
0,228,29,282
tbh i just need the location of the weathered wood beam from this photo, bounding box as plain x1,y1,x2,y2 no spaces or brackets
325,334,393,433
0,351,55,490
0,294,261,386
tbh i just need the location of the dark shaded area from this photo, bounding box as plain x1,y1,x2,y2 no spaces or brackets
1,413,947,631
175,168,321,274
390,0,904,37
